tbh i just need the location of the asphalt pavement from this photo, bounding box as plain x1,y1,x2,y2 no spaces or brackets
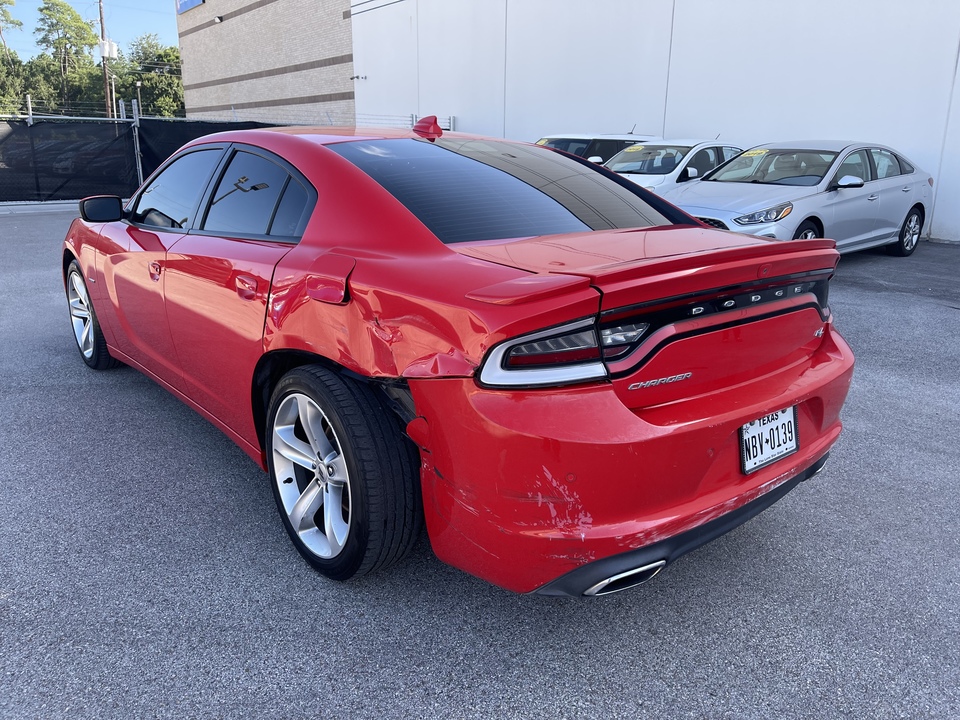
1,208,958,719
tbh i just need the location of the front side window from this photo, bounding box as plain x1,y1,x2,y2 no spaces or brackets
722,146,741,162
606,145,693,175
133,149,222,229
536,138,590,156
204,151,289,236
686,147,720,175
585,139,625,162
834,150,872,184
328,138,683,244
705,149,838,186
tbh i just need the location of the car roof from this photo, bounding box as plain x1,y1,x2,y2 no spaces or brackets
753,140,866,153
538,133,659,141
622,139,722,147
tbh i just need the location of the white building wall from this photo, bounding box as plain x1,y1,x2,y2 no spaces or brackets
352,0,960,240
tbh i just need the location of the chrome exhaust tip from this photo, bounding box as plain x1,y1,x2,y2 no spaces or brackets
582,559,667,597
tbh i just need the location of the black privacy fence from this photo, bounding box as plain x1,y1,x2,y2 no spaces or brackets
0,118,276,203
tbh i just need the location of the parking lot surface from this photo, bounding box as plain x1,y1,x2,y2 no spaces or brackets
1,208,958,719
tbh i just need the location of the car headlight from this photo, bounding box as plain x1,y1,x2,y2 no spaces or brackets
733,202,793,225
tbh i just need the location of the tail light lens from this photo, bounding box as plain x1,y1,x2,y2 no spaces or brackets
479,319,607,388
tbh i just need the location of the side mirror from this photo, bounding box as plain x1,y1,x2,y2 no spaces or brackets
680,166,699,182
79,195,123,223
587,156,604,163
834,175,864,190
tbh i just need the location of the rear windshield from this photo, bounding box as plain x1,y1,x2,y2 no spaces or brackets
328,138,682,244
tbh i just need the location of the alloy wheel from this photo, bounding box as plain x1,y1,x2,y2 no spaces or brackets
67,270,94,359
271,392,352,559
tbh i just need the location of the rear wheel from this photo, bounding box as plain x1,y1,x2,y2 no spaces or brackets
792,220,820,240
65,260,120,370
887,208,922,256
265,366,422,581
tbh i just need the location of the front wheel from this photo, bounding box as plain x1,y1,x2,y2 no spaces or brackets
887,208,922,257
265,366,422,581
65,260,120,370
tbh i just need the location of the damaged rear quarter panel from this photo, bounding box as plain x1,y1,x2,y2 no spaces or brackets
262,147,602,377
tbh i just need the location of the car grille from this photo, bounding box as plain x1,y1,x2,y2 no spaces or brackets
697,217,729,230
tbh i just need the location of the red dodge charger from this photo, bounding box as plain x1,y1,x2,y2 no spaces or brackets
62,120,854,596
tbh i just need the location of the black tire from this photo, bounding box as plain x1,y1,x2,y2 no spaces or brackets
792,220,820,240
265,366,422,581
65,260,121,370
887,207,922,257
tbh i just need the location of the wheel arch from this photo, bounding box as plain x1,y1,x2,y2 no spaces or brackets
801,215,824,237
62,247,79,284
251,350,415,456
910,202,926,230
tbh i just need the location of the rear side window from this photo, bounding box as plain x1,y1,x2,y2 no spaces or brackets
204,150,288,236
134,149,222,229
269,179,309,237
328,138,679,244
870,149,902,179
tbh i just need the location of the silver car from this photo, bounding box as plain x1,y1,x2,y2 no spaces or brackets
659,141,933,256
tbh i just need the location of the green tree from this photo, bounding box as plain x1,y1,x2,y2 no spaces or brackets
127,33,183,117
0,53,23,112
0,0,22,71
34,0,97,106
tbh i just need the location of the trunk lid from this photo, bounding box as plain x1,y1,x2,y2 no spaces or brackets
458,226,839,412
454,226,838,311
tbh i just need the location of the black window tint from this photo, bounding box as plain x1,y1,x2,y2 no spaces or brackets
328,138,676,244
134,149,221,229
204,151,288,236
269,178,309,237
539,138,590,156
586,139,622,162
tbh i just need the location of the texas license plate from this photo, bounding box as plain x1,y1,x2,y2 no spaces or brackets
739,407,799,474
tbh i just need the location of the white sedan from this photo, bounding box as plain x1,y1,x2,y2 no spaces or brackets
659,141,933,256
604,140,742,194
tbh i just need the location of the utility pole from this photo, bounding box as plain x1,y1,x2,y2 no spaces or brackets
99,0,111,118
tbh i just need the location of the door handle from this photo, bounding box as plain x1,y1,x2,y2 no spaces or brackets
149,261,161,281
901,186,911,192
235,274,258,300
867,194,879,201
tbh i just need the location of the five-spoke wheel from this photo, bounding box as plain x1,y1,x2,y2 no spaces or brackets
272,391,353,559
888,208,922,257
266,366,422,580
65,260,119,370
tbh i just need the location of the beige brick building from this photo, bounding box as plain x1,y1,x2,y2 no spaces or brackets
176,0,356,124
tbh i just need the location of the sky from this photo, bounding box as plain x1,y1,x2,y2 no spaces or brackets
3,0,180,60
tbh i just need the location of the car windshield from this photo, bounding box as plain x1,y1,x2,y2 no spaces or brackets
329,138,689,244
705,149,838,186
605,145,692,175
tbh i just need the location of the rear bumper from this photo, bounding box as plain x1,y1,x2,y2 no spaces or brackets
534,453,828,597
408,326,854,595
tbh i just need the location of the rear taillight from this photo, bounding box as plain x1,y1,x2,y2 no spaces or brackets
600,322,650,359
479,318,607,388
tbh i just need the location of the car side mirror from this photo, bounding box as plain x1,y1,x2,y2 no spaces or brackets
833,175,864,190
680,166,699,182
587,156,603,164
79,195,124,223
